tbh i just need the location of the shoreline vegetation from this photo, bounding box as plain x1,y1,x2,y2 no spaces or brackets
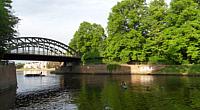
67,0,200,78
69,0,200,66
154,64,200,76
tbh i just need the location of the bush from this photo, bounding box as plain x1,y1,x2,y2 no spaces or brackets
149,56,169,64
106,64,120,73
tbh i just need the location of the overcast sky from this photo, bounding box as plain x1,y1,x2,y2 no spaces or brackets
12,0,171,45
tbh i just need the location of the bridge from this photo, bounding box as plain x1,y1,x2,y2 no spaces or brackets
2,37,81,63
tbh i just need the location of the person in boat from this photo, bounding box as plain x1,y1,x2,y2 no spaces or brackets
25,72,44,77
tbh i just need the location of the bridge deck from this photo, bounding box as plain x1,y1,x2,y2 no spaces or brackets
3,53,81,62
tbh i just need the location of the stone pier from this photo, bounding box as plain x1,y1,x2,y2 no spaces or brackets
0,64,17,92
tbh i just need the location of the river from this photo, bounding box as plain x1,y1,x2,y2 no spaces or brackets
1,71,200,110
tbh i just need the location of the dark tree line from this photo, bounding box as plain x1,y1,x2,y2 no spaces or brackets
0,0,18,59
70,0,200,64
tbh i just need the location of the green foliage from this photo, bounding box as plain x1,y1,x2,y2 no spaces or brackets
81,48,102,64
106,64,121,73
160,0,200,64
102,0,200,64
69,21,105,64
104,0,147,63
0,0,18,59
148,56,168,64
104,0,168,63
143,0,168,60
70,0,200,65
156,64,200,74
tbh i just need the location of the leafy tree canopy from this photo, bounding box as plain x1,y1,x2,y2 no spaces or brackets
104,0,147,63
0,0,18,58
160,0,200,64
70,0,200,65
69,21,105,63
103,0,200,64
143,0,168,63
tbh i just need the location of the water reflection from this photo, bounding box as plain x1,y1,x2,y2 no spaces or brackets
131,75,154,85
76,76,200,110
17,71,61,93
5,72,200,110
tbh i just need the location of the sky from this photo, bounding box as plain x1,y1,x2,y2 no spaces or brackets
12,0,171,45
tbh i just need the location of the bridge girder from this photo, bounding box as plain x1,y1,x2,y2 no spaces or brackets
4,37,79,58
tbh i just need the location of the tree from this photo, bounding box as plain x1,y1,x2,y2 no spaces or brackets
160,0,200,64
103,0,200,64
0,0,18,59
69,21,105,63
143,0,168,64
104,0,147,63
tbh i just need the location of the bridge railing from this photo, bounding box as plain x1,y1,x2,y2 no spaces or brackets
8,49,78,57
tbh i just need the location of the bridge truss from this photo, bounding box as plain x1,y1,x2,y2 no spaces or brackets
4,37,79,58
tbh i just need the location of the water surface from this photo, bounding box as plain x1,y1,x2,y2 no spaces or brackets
1,71,200,110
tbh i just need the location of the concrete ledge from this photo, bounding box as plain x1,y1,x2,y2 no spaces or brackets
0,64,17,92
53,64,166,75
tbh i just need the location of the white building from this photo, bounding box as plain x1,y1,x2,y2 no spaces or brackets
24,62,48,69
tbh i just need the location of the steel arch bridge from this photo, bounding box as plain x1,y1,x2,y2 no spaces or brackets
2,37,80,62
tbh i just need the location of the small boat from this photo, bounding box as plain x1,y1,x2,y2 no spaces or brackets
25,72,45,77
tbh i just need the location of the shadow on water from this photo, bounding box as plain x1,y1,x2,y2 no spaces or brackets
0,87,16,110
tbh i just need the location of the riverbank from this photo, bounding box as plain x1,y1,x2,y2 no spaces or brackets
53,64,200,76
153,64,200,76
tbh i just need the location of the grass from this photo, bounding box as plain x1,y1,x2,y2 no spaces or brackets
155,64,200,75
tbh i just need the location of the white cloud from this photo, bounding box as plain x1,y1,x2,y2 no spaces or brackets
13,0,120,44
12,0,170,44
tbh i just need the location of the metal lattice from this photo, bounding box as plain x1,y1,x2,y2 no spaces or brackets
4,37,79,57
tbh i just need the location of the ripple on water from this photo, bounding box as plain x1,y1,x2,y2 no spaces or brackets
14,89,78,110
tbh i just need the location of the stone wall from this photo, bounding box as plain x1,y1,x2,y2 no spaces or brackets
57,64,166,74
123,64,167,74
72,64,131,74
0,64,17,92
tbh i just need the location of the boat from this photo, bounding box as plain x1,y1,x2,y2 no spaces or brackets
25,72,45,77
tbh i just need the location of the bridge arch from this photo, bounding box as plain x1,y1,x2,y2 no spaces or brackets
5,37,79,57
